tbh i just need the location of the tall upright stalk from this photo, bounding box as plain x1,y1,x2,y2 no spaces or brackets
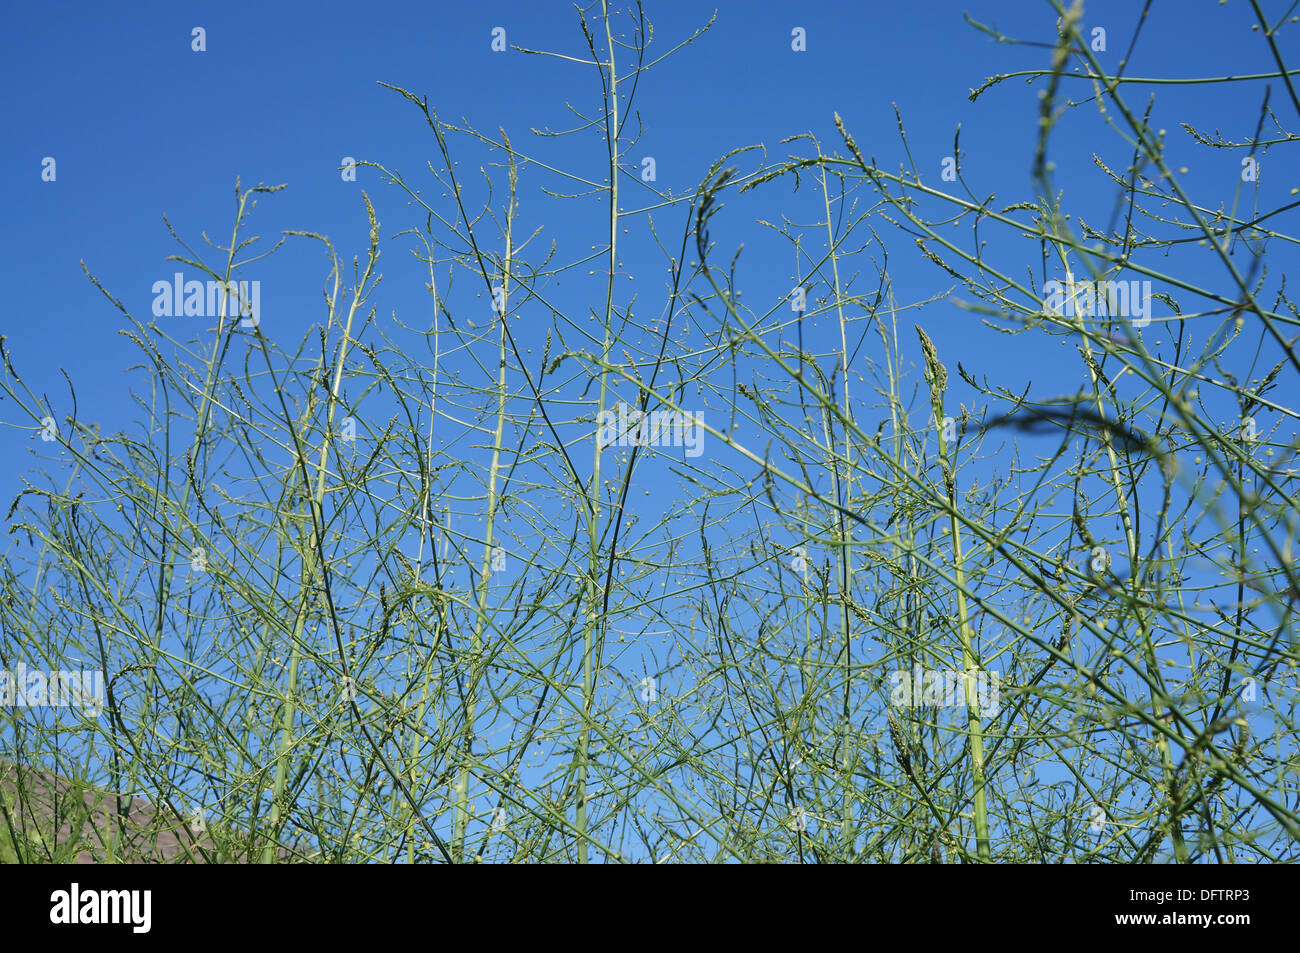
573,0,621,864
452,144,517,862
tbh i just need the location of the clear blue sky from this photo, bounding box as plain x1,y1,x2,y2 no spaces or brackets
2,0,1295,860
1,0,1286,460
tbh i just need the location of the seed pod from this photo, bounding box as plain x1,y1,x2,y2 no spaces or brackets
887,709,912,775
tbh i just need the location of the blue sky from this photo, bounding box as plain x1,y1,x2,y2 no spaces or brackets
2,0,1288,449
2,1,1297,861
